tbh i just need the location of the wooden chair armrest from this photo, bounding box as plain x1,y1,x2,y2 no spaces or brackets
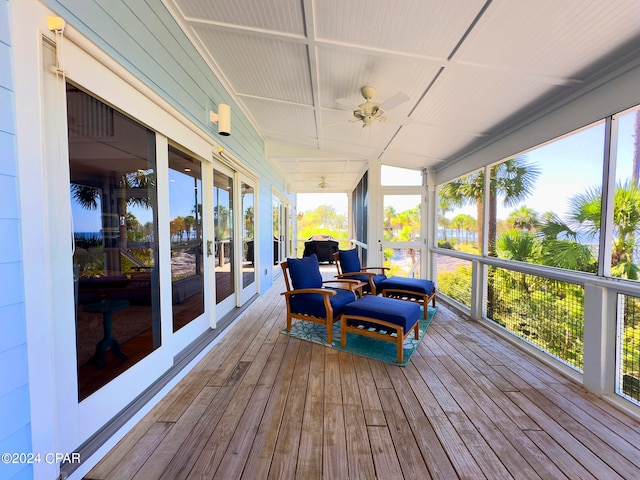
361,266,390,273
322,279,362,292
281,288,336,297
336,271,376,279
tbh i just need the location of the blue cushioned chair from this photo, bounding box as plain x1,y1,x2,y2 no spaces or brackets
281,254,361,344
333,249,389,295
334,249,436,318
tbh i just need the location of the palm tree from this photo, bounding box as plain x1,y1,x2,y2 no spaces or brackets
439,168,485,247
439,156,540,254
508,205,539,231
495,229,540,293
438,196,454,241
496,229,540,262
461,214,477,246
451,214,467,244
183,215,195,242
440,156,540,318
71,170,155,273
538,181,640,279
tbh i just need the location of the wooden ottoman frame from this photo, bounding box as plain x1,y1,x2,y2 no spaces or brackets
340,308,420,364
381,285,436,319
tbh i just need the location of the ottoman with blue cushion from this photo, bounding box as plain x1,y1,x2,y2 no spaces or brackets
378,277,436,319
341,295,421,364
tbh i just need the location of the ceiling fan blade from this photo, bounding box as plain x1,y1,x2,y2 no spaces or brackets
325,118,360,128
379,92,409,111
335,97,359,109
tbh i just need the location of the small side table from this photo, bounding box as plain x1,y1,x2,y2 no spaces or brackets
83,299,130,368
352,280,367,298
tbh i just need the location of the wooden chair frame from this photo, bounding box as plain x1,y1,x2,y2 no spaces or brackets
280,261,362,344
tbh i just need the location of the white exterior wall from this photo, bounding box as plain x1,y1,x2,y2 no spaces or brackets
0,1,33,479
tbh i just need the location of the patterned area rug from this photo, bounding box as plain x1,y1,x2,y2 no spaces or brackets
281,306,437,366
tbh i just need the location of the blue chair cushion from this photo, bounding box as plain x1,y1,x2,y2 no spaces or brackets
289,288,356,318
287,254,323,289
343,295,420,332
338,249,362,274
379,277,435,295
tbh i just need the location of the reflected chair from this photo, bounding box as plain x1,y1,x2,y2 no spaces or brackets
281,254,362,344
333,249,389,295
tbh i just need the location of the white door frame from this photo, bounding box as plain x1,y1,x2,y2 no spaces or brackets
237,174,258,304
378,189,427,276
36,23,222,452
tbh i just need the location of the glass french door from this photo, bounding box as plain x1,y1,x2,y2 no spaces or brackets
380,193,426,277
272,194,293,266
213,167,258,316
239,178,257,303
168,145,205,333
213,166,236,316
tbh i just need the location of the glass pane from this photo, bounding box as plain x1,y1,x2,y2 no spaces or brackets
383,248,421,277
273,197,281,265
613,106,640,280
169,146,204,331
353,172,368,265
69,84,160,400
214,169,234,303
490,124,604,271
241,182,255,288
434,253,472,308
296,193,349,255
383,195,421,242
381,164,423,186
438,168,482,253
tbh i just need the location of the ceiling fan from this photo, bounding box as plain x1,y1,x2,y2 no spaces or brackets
337,86,409,127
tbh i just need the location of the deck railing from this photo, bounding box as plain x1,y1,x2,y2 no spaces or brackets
434,248,640,411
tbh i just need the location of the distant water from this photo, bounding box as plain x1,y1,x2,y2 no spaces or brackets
75,231,102,240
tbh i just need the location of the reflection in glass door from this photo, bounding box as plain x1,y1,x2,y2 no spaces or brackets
241,181,256,297
68,84,161,400
273,196,281,265
214,169,234,310
272,195,293,265
381,194,424,278
168,146,204,332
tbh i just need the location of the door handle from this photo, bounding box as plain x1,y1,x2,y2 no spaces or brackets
207,240,213,257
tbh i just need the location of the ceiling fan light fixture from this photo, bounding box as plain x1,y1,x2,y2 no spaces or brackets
360,85,377,100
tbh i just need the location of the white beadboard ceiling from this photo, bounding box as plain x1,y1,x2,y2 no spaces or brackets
164,0,640,192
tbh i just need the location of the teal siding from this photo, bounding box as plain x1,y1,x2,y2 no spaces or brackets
45,0,293,290
0,1,33,479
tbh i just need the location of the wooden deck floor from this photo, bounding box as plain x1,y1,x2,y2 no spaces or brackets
85,272,640,479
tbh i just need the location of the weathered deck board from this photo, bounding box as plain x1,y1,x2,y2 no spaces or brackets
85,273,640,480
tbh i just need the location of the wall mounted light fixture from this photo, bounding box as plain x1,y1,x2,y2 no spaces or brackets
47,16,66,31
209,104,231,136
